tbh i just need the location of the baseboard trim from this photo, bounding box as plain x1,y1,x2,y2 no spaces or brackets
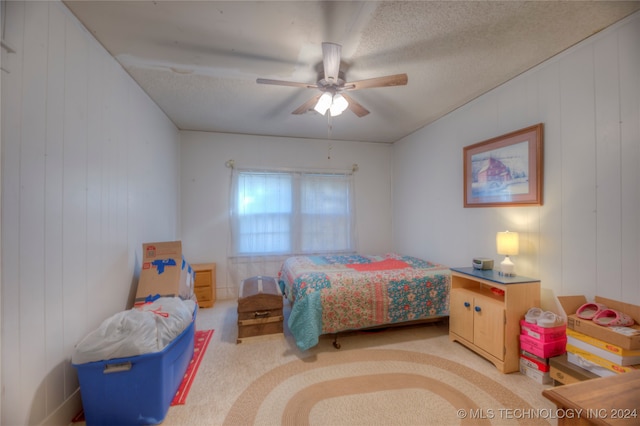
40,389,82,426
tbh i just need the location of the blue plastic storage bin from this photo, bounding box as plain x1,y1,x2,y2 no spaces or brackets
73,310,196,425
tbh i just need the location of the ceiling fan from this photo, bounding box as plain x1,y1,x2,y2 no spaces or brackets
256,42,408,117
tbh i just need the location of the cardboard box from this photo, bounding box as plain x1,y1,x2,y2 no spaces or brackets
519,358,553,384
520,319,566,342
520,353,550,372
549,353,599,384
135,241,194,304
566,344,640,374
520,334,566,358
566,328,640,356
566,330,640,365
521,349,550,365
557,295,640,350
566,352,617,378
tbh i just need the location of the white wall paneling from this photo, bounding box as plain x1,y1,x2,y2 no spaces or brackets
536,62,563,305
393,12,640,308
618,19,640,302
20,2,48,422
559,45,598,297
1,2,181,425
593,32,623,301
61,9,90,407
2,1,24,423
0,2,4,422
43,2,67,416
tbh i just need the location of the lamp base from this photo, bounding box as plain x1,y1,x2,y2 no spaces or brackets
500,256,516,277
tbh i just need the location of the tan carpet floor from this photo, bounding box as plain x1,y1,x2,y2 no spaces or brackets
157,300,558,426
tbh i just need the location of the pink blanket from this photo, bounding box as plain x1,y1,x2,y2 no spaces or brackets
346,258,410,272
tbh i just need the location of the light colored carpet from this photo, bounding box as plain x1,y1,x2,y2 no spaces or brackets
160,300,558,426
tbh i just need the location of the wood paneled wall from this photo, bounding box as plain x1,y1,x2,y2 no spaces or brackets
1,2,181,424
392,12,640,308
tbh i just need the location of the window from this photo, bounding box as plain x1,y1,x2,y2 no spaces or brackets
230,169,355,256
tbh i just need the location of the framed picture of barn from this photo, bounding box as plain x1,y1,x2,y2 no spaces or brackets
463,123,543,207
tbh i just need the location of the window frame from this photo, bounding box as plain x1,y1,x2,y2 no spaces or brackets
230,167,356,257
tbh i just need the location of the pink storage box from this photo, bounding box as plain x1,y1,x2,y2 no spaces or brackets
520,334,566,358
520,320,566,342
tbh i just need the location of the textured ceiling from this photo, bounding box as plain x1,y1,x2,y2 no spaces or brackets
63,1,640,143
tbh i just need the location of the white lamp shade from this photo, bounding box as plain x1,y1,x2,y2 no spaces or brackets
496,231,519,256
329,93,349,116
313,92,332,115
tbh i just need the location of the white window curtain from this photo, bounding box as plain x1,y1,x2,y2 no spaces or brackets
227,167,356,289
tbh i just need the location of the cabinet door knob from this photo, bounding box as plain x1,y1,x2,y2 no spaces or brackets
464,302,470,308
474,306,481,312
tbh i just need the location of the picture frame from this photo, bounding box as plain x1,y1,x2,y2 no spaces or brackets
463,123,543,207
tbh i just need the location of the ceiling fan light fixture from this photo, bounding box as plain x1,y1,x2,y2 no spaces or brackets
314,92,333,115
258,42,406,119
329,93,349,116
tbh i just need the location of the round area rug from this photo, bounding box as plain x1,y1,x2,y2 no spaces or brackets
223,348,549,426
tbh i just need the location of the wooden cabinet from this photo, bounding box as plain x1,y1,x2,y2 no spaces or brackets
451,288,505,359
449,267,540,373
192,263,216,308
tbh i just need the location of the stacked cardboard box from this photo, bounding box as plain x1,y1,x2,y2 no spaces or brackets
549,353,599,385
566,328,640,376
135,241,195,305
519,319,566,384
558,296,640,378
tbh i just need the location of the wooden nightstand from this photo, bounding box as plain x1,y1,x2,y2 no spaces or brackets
449,267,540,373
192,263,216,308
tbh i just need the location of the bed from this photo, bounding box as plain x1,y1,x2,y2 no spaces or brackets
277,253,451,351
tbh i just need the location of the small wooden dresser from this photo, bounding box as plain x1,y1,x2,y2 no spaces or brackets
237,276,283,343
192,263,216,308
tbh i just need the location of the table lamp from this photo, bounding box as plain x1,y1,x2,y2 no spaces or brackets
496,231,519,276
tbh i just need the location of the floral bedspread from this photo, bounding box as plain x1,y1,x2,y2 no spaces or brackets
278,253,451,351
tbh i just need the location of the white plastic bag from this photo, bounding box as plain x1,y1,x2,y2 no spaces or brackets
72,297,196,365
137,297,196,348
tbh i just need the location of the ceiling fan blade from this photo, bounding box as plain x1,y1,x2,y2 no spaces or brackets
256,78,318,89
341,93,370,117
344,73,408,91
322,42,341,83
292,93,323,115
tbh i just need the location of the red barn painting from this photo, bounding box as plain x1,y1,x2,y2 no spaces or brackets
477,157,512,188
